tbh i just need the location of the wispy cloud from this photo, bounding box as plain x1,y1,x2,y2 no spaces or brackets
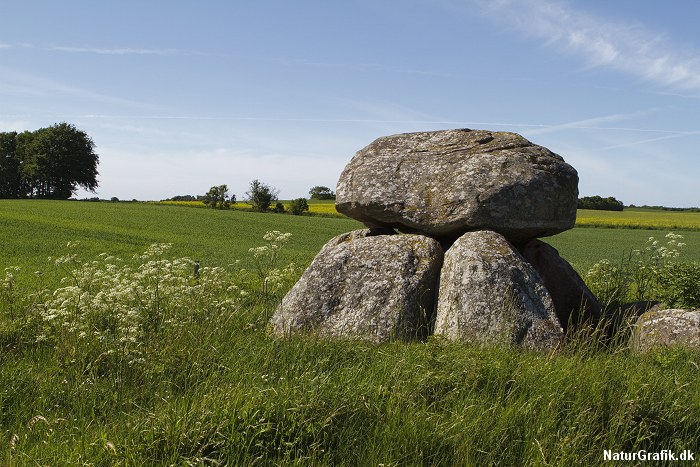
473,0,700,92
56,113,695,136
1,41,458,78
524,110,659,135
48,45,179,55
0,67,155,109
591,130,700,152
0,42,182,56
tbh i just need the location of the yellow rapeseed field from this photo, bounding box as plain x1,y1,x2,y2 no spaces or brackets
155,199,344,216
576,208,700,230
155,201,700,230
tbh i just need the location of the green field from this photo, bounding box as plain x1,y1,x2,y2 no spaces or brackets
3,200,700,278
2,200,700,465
0,200,360,285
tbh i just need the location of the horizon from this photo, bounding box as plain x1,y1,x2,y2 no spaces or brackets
3,1,700,207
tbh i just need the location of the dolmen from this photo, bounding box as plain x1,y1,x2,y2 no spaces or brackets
270,129,603,351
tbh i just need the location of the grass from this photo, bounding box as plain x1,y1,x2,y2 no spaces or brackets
546,227,700,273
0,200,361,287
2,200,700,465
4,200,700,280
4,328,700,465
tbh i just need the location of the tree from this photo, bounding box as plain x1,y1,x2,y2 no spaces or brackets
578,196,624,211
164,194,197,201
203,184,234,209
289,197,309,215
0,123,99,199
245,179,279,212
0,132,20,198
309,185,335,200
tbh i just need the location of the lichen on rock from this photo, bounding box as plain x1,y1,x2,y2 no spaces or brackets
434,230,563,351
336,129,578,241
270,231,443,343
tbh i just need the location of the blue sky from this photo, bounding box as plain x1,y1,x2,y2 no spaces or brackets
2,0,700,206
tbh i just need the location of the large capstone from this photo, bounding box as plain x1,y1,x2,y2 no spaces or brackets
336,129,578,241
270,231,443,343
434,230,563,351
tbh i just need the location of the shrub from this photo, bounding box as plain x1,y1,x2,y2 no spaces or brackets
585,232,699,310
653,261,700,309
289,198,309,216
273,202,286,214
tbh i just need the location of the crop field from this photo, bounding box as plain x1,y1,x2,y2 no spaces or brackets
576,207,700,230
4,200,700,278
0,200,359,286
157,200,700,230
2,200,700,465
156,199,345,217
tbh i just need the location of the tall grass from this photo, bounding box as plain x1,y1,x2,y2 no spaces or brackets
2,233,699,465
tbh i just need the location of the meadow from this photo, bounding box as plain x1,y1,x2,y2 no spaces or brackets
6,200,700,277
2,200,700,465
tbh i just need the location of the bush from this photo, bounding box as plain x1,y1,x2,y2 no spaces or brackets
289,198,309,216
654,262,700,309
585,232,700,310
273,202,286,214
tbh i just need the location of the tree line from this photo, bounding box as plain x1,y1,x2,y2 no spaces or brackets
0,123,99,199
578,195,624,211
166,183,336,216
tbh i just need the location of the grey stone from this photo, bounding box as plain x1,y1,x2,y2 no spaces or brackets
336,129,578,241
632,309,700,352
270,232,443,342
434,230,563,351
518,239,602,331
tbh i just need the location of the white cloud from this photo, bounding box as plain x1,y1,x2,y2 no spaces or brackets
473,0,700,92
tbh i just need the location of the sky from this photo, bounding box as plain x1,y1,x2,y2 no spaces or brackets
2,0,700,206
